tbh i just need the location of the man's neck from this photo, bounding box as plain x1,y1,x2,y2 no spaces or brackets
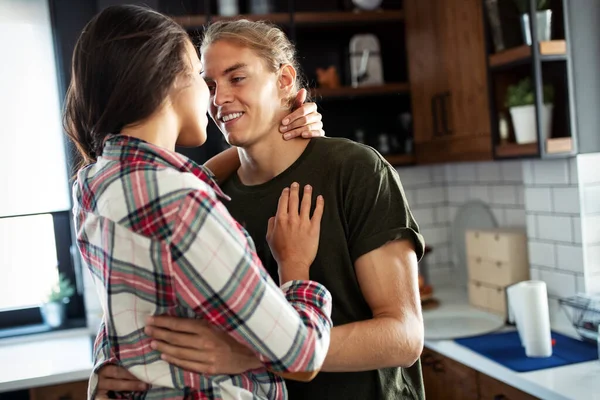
236,130,311,186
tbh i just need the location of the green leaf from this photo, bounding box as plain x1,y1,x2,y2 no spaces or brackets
45,273,75,303
505,77,554,108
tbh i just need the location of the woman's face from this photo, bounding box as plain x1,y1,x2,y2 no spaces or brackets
201,40,285,148
172,40,210,147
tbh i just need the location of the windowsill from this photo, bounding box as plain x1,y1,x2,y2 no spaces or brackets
0,318,88,343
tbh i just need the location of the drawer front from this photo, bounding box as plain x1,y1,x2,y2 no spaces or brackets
468,257,512,286
478,372,539,400
487,285,507,317
466,230,526,263
29,380,88,400
468,281,489,310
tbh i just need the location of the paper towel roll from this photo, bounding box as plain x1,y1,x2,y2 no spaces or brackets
507,280,552,358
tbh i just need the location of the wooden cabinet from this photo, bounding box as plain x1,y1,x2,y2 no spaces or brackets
478,373,539,400
29,380,87,400
421,348,479,400
421,348,540,400
405,0,492,164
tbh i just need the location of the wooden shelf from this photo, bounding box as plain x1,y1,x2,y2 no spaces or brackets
495,142,539,158
172,10,403,28
310,83,409,99
546,137,573,154
294,10,403,25
489,40,567,68
384,153,415,166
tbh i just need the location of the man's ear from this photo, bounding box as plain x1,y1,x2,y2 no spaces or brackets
278,64,297,102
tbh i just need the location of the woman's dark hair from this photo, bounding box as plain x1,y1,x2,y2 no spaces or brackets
64,4,190,170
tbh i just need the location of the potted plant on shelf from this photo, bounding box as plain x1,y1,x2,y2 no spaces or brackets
514,0,552,45
40,273,75,328
505,77,554,144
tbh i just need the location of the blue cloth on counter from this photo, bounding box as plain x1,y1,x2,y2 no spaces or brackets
454,330,598,372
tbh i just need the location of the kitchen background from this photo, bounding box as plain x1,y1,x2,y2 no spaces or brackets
1,0,600,399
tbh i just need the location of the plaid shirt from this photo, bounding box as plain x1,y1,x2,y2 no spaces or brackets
73,135,332,400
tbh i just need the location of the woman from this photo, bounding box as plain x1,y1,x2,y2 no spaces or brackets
66,5,333,399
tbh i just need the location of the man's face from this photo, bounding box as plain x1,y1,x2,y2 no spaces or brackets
201,40,282,148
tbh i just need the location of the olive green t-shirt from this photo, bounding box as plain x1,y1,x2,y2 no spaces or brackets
220,137,426,400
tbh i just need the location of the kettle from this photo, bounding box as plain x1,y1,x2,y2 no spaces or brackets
507,281,553,357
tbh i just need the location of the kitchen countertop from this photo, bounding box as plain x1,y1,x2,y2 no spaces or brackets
0,291,598,397
424,287,600,400
0,328,94,392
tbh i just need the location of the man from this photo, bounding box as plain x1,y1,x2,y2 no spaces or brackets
96,20,425,400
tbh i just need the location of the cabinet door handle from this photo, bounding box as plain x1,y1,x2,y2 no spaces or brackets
422,353,435,366
432,360,445,373
440,92,452,135
493,395,507,400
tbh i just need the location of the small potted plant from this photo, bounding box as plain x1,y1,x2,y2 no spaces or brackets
514,0,552,45
40,273,75,328
505,77,554,144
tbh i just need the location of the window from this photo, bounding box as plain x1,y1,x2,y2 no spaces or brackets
0,0,85,335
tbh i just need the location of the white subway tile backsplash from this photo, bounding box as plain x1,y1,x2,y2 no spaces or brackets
447,205,459,223
431,244,450,265
420,226,449,246
491,207,506,226
530,267,541,281
469,186,491,202
584,215,600,244
516,187,525,206
501,161,523,183
505,209,526,227
587,273,600,293
556,244,584,273
525,187,552,212
572,216,582,244
526,214,537,238
412,208,437,227
448,186,469,204
577,153,600,184
539,269,577,298
445,164,457,183
477,163,501,182
417,187,446,205
533,159,570,185
455,163,478,183
528,241,556,268
522,161,534,185
569,157,579,185
585,244,600,275
490,185,517,205
435,206,451,224
576,274,587,294
552,187,581,214
428,265,454,287
537,215,573,242
432,166,446,183
583,184,600,215
404,189,416,206
398,166,432,186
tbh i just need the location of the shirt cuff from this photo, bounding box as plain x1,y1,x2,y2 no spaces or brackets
281,280,333,315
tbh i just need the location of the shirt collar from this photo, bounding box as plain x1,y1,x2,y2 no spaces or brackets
101,134,230,201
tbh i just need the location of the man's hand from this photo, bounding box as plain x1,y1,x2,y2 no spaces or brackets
95,365,147,399
280,88,325,140
145,315,262,375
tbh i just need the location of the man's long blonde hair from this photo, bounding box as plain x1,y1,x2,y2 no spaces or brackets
201,19,309,107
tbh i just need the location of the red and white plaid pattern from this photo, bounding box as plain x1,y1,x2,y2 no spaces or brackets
73,135,332,399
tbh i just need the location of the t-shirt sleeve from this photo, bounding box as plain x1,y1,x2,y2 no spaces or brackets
344,154,425,264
